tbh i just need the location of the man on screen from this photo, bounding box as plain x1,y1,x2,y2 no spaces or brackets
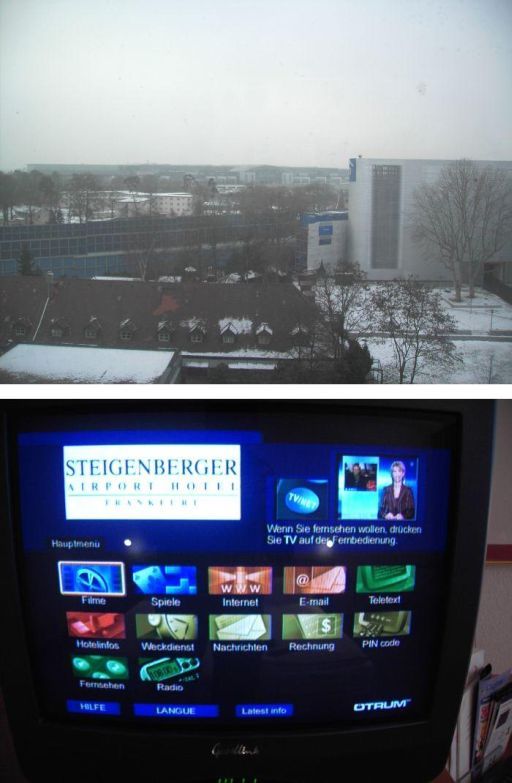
378,461,415,520
344,462,368,491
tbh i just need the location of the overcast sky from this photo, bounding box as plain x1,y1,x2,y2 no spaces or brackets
1,0,511,171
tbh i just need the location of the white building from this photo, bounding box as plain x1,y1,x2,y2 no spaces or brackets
297,211,348,272
347,157,512,281
115,191,193,218
153,192,193,216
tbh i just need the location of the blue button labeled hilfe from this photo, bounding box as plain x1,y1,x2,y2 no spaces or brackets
67,700,120,716
236,704,294,718
133,703,219,718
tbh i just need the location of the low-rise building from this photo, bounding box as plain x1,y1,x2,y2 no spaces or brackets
296,211,348,272
0,277,317,381
115,191,193,217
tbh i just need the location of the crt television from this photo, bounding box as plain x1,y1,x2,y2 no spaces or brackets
0,400,495,782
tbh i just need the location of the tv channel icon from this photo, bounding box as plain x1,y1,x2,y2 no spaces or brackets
71,655,129,680
66,612,126,639
283,566,346,595
353,611,412,638
208,567,272,596
276,479,328,521
139,657,200,683
58,562,126,596
135,614,198,641
282,614,343,640
209,615,271,641
356,565,416,594
132,565,197,595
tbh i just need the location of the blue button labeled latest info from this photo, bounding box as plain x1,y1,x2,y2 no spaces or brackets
134,703,219,718
236,704,294,718
67,700,120,716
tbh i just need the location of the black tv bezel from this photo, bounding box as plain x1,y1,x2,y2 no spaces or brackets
0,399,494,783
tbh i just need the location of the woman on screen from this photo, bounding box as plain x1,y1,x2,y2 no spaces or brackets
378,461,415,520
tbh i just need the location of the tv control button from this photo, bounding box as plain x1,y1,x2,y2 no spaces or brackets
67,700,121,716
133,703,219,718
235,704,294,718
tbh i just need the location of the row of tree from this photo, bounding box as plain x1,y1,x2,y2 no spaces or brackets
0,166,341,226
0,170,62,223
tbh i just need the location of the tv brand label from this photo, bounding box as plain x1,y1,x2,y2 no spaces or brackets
285,488,320,515
353,698,412,711
212,743,261,758
63,445,241,520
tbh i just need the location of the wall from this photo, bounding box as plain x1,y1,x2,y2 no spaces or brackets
474,400,512,672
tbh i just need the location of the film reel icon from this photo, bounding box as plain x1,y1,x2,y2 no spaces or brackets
75,567,109,593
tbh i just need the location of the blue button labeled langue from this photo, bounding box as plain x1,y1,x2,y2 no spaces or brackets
236,704,294,718
67,700,120,716
134,703,219,718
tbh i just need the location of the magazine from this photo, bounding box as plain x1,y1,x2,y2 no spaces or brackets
472,668,512,775
481,687,512,773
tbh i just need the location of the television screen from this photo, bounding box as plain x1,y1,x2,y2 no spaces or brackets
0,401,494,783
13,407,451,730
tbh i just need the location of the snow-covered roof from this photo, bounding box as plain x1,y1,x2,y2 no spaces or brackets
180,317,206,332
92,276,140,281
156,192,193,198
86,316,101,329
227,361,276,370
0,345,175,383
157,319,174,332
291,325,309,336
218,317,253,335
256,322,273,335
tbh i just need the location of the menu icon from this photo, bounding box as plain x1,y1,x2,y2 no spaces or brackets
283,566,346,595
208,567,272,595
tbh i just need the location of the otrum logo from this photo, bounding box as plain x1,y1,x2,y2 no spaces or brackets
353,698,412,712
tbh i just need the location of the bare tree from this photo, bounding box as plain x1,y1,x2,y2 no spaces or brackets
123,175,143,216
68,174,99,223
412,159,512,301
140,174,159,216
370,278,460,384
0,172,16,224
123,224,157,281
314,264,370,358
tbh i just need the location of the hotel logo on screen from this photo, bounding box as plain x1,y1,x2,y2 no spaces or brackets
63,444,241,520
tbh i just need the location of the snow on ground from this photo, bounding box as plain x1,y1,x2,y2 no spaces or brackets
359,287,512,383
0,345,175,383
367,338,512,384
438,288,512,333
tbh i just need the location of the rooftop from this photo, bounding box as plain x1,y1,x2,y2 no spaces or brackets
0,344,176,383
0,277,316,355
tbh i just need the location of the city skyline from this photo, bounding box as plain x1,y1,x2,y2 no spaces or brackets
1,0,512,172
